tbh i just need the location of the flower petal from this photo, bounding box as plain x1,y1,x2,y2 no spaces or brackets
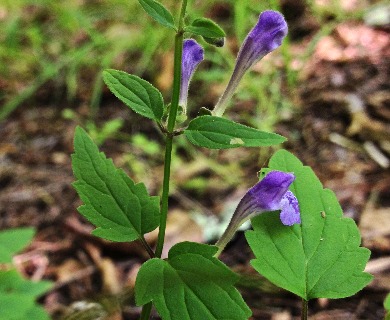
279,190,301,226
215,170,296,255
241,10,288,69
212,10,288,117
179,39,204,110
234,171,295,223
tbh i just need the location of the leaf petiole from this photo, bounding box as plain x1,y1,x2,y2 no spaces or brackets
301,299,308,320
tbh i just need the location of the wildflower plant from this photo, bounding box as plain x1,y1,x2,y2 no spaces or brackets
71,1,373,319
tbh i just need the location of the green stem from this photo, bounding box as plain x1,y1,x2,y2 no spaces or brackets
139,1,188,319
154,136,173,258
214,219,240,257
166,14,186,131
140,236,155,258
301,299,308,320
155,0,187,258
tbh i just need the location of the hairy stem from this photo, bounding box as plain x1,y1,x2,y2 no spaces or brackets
301,299,308,320
139,1,188,318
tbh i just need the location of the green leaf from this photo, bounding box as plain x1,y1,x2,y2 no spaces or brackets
0,228,35,263
24,305,51,320
245,150,373,300
0,270,52,297
184,116,286,149
203,36,225,47
135,242,251,320
185,18,226,38
138,0,176,30
385,293,390,320
72,126,160,242
0,294,35,320
385,293,390,310
103,69,164,122
0,270,52,320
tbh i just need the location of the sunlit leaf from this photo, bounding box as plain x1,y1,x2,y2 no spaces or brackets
184,116,286,149
246,150,373,300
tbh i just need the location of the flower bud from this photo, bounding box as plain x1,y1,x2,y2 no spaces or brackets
212,10,288,117
179,39,204,113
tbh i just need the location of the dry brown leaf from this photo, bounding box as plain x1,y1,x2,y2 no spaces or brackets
161,209,203,258
360,204,390,250
315,23,390,63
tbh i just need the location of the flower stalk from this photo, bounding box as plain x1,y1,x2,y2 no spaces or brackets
140,1,188,319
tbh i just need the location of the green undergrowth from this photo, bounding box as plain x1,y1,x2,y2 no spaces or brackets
0,0,367,123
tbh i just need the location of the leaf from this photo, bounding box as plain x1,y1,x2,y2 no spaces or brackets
72,127,160,242
24,305,51,320
138,0,176,30
385,293,390,320
385,293,390,310
0,270,52,320
0,227,35,263
185,18,226,39
245,150,373,300
203,36,225,47
103,69,164,122
135,242,251,320
184,116,286,149
0,294,35,320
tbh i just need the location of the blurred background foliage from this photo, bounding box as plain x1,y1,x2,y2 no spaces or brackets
0,0,382,224
0,0,369,121
1,0,386,214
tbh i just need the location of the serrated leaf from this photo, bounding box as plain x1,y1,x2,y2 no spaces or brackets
245,150,373,300
0,227,35,263
72,127,160,242
184,116,286,149
135,242,251,320
103,69,164,121
138,0,176,30
0,270,52,320
185,18,226,38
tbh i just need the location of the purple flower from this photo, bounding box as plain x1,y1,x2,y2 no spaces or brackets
233,171,299,225
212,10,288,117
215,171,300,256
179,39,204,112
280,190,301,226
